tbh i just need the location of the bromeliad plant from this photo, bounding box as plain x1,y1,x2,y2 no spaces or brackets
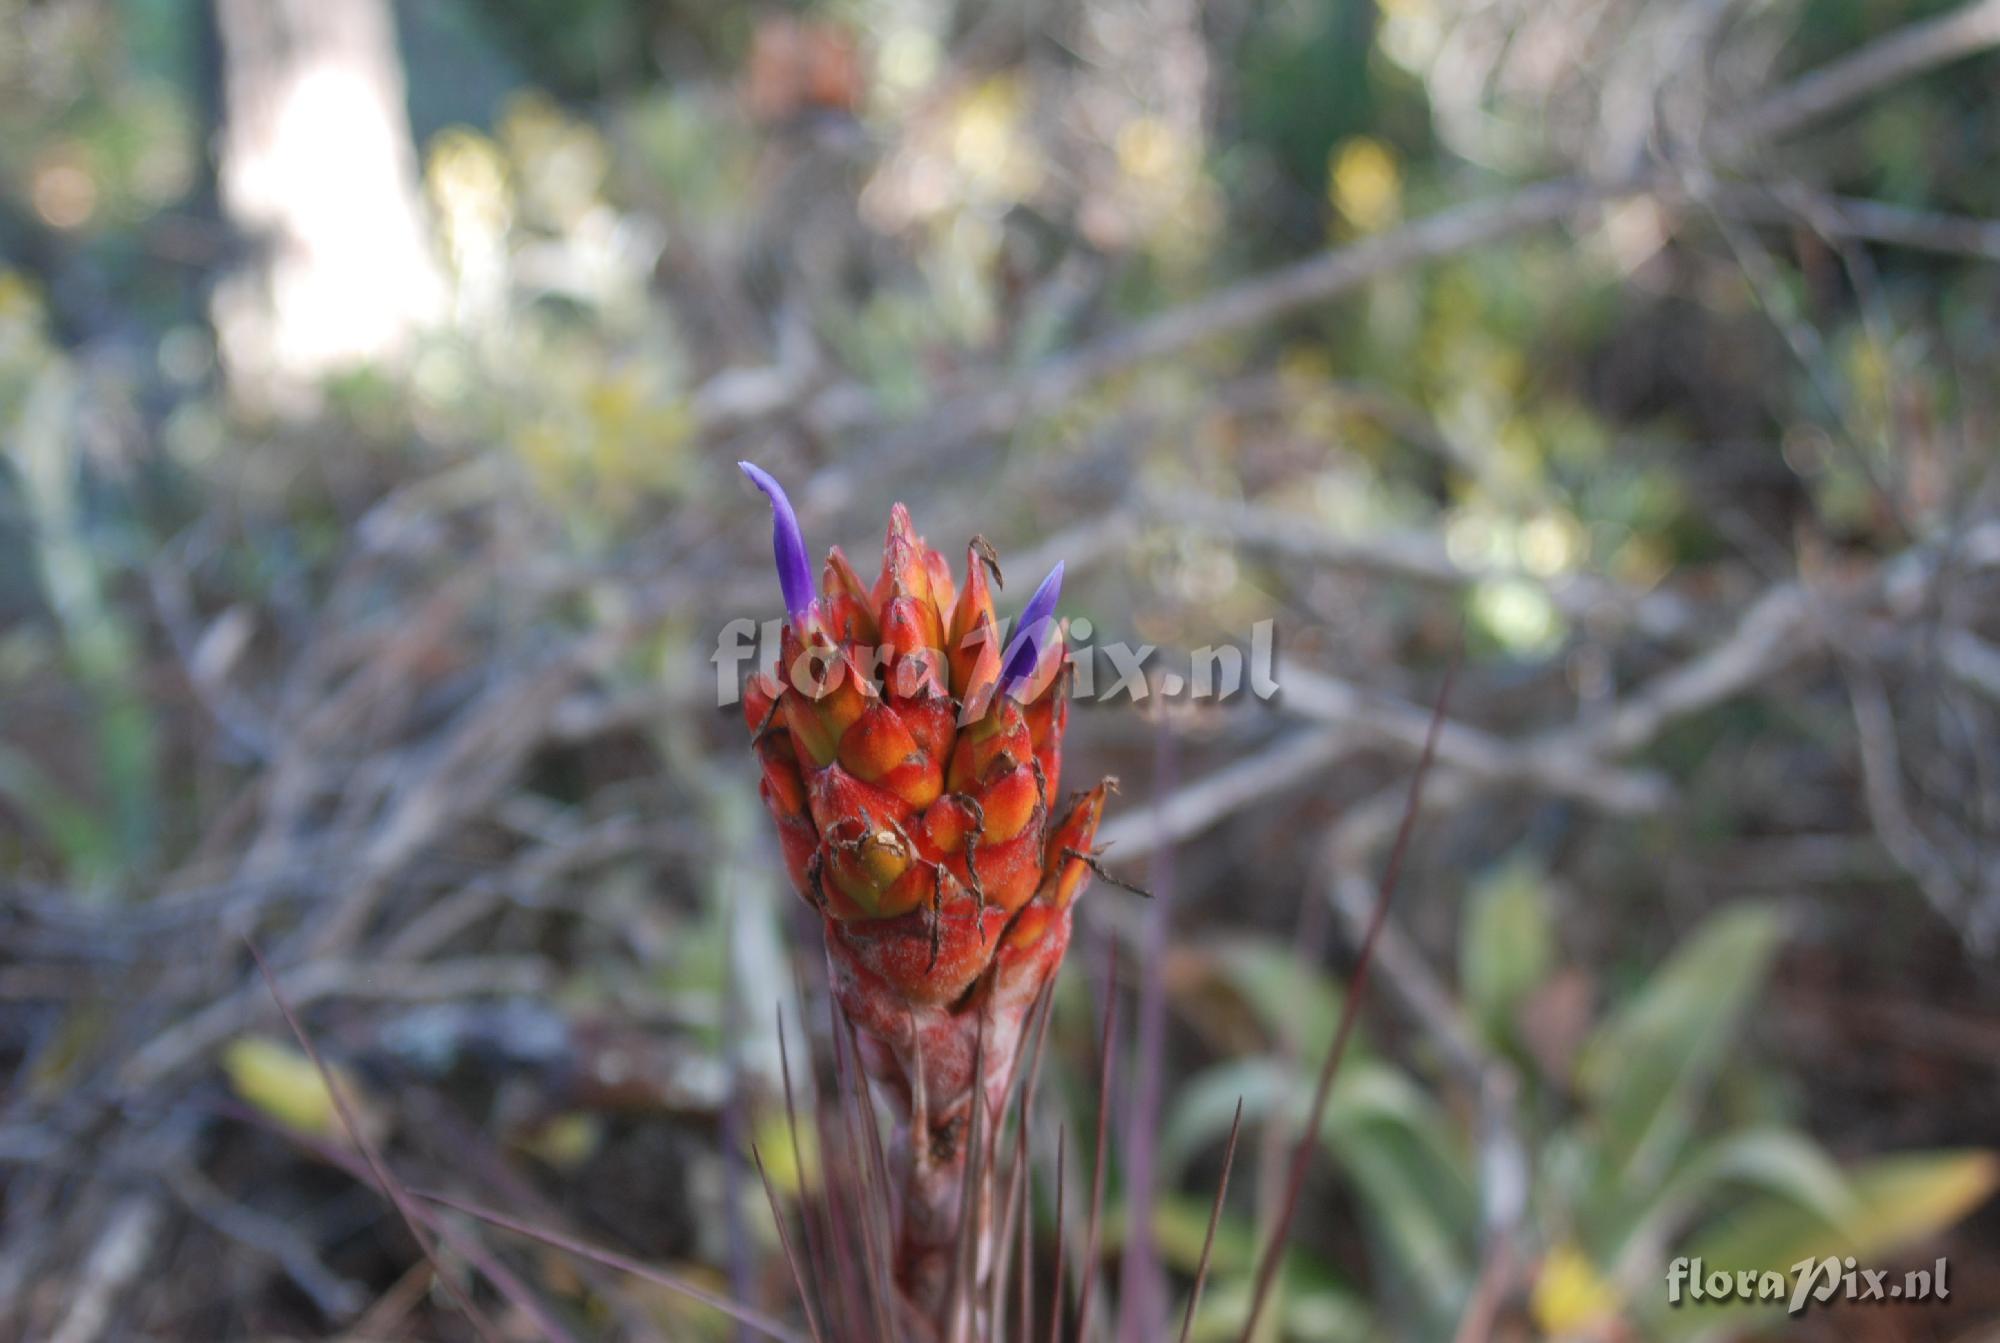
738,463,1113,1342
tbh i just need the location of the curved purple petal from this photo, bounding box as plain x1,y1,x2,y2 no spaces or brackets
739,461,815,620
999,561,1064,696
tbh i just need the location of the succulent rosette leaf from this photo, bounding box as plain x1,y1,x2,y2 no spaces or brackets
738,463,1110,1334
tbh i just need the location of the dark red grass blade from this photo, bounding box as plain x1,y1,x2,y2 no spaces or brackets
1016,1119,1034,1343
753,1143,827,1343
222,1101,579,1343
787,954,859,1337
839,1008,899,1237
721,960,754,1341
828,998,896,1341
1119,718,1180,1343
1235,650,1458,1342
836,1019,900,1263
1178,1098,1245,1343
818,1116,871,1340
414,1189,808,1343
988,1151,1019,1340
943,1009,992,1334
991,1124,1027,1343
1070,972,1119,1342
244,938,508,1343
990,983,1057,1333
1044,1126,1067,1343
837,1005,900,1338
776,1011,836,1330
997,990,1057,1246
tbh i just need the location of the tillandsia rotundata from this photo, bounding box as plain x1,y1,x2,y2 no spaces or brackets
738,463,1112,1341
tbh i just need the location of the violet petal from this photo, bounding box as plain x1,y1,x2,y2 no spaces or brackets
739,461,815,620
999,561,1064,695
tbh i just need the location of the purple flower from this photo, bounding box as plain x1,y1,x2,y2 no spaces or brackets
999,561,1064,696
739,461,815,621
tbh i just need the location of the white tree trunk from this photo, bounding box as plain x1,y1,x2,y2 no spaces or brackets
211,0,443,409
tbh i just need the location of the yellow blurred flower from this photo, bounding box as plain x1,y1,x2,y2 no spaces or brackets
1116,117,1182,185
752,1109,820,1198
951,78,1044,203
1329,136,1403,233
519,1112,603,1169
500,91,610,230
1532,1242,1621,1336
510,365,693,522
222,1036,362,1139
428,128,512,230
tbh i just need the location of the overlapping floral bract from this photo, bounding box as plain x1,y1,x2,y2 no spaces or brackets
739,465,1109,1327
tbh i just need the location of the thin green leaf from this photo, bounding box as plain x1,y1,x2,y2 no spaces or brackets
1577,903,1787,1191
1459,854,1556,1045
1687,1148,1998,1272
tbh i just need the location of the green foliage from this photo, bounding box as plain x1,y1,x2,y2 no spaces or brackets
1459,855,1556,1044
1164,952,1476,1338
1577,903,1789,1198
1685,1148,1998,1272
1150,884,1991,1340
1234,0,1391,206
0,274,158,885
1656,1150,1999,1337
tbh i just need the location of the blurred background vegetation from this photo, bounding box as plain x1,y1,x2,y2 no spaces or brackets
2,0,1999,1339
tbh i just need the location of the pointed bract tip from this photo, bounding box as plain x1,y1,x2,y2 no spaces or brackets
999,560,1064,696
739,461,815,620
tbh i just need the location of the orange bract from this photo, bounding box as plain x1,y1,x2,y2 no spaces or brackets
744,504,1106,1009
740,469,1111,1331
